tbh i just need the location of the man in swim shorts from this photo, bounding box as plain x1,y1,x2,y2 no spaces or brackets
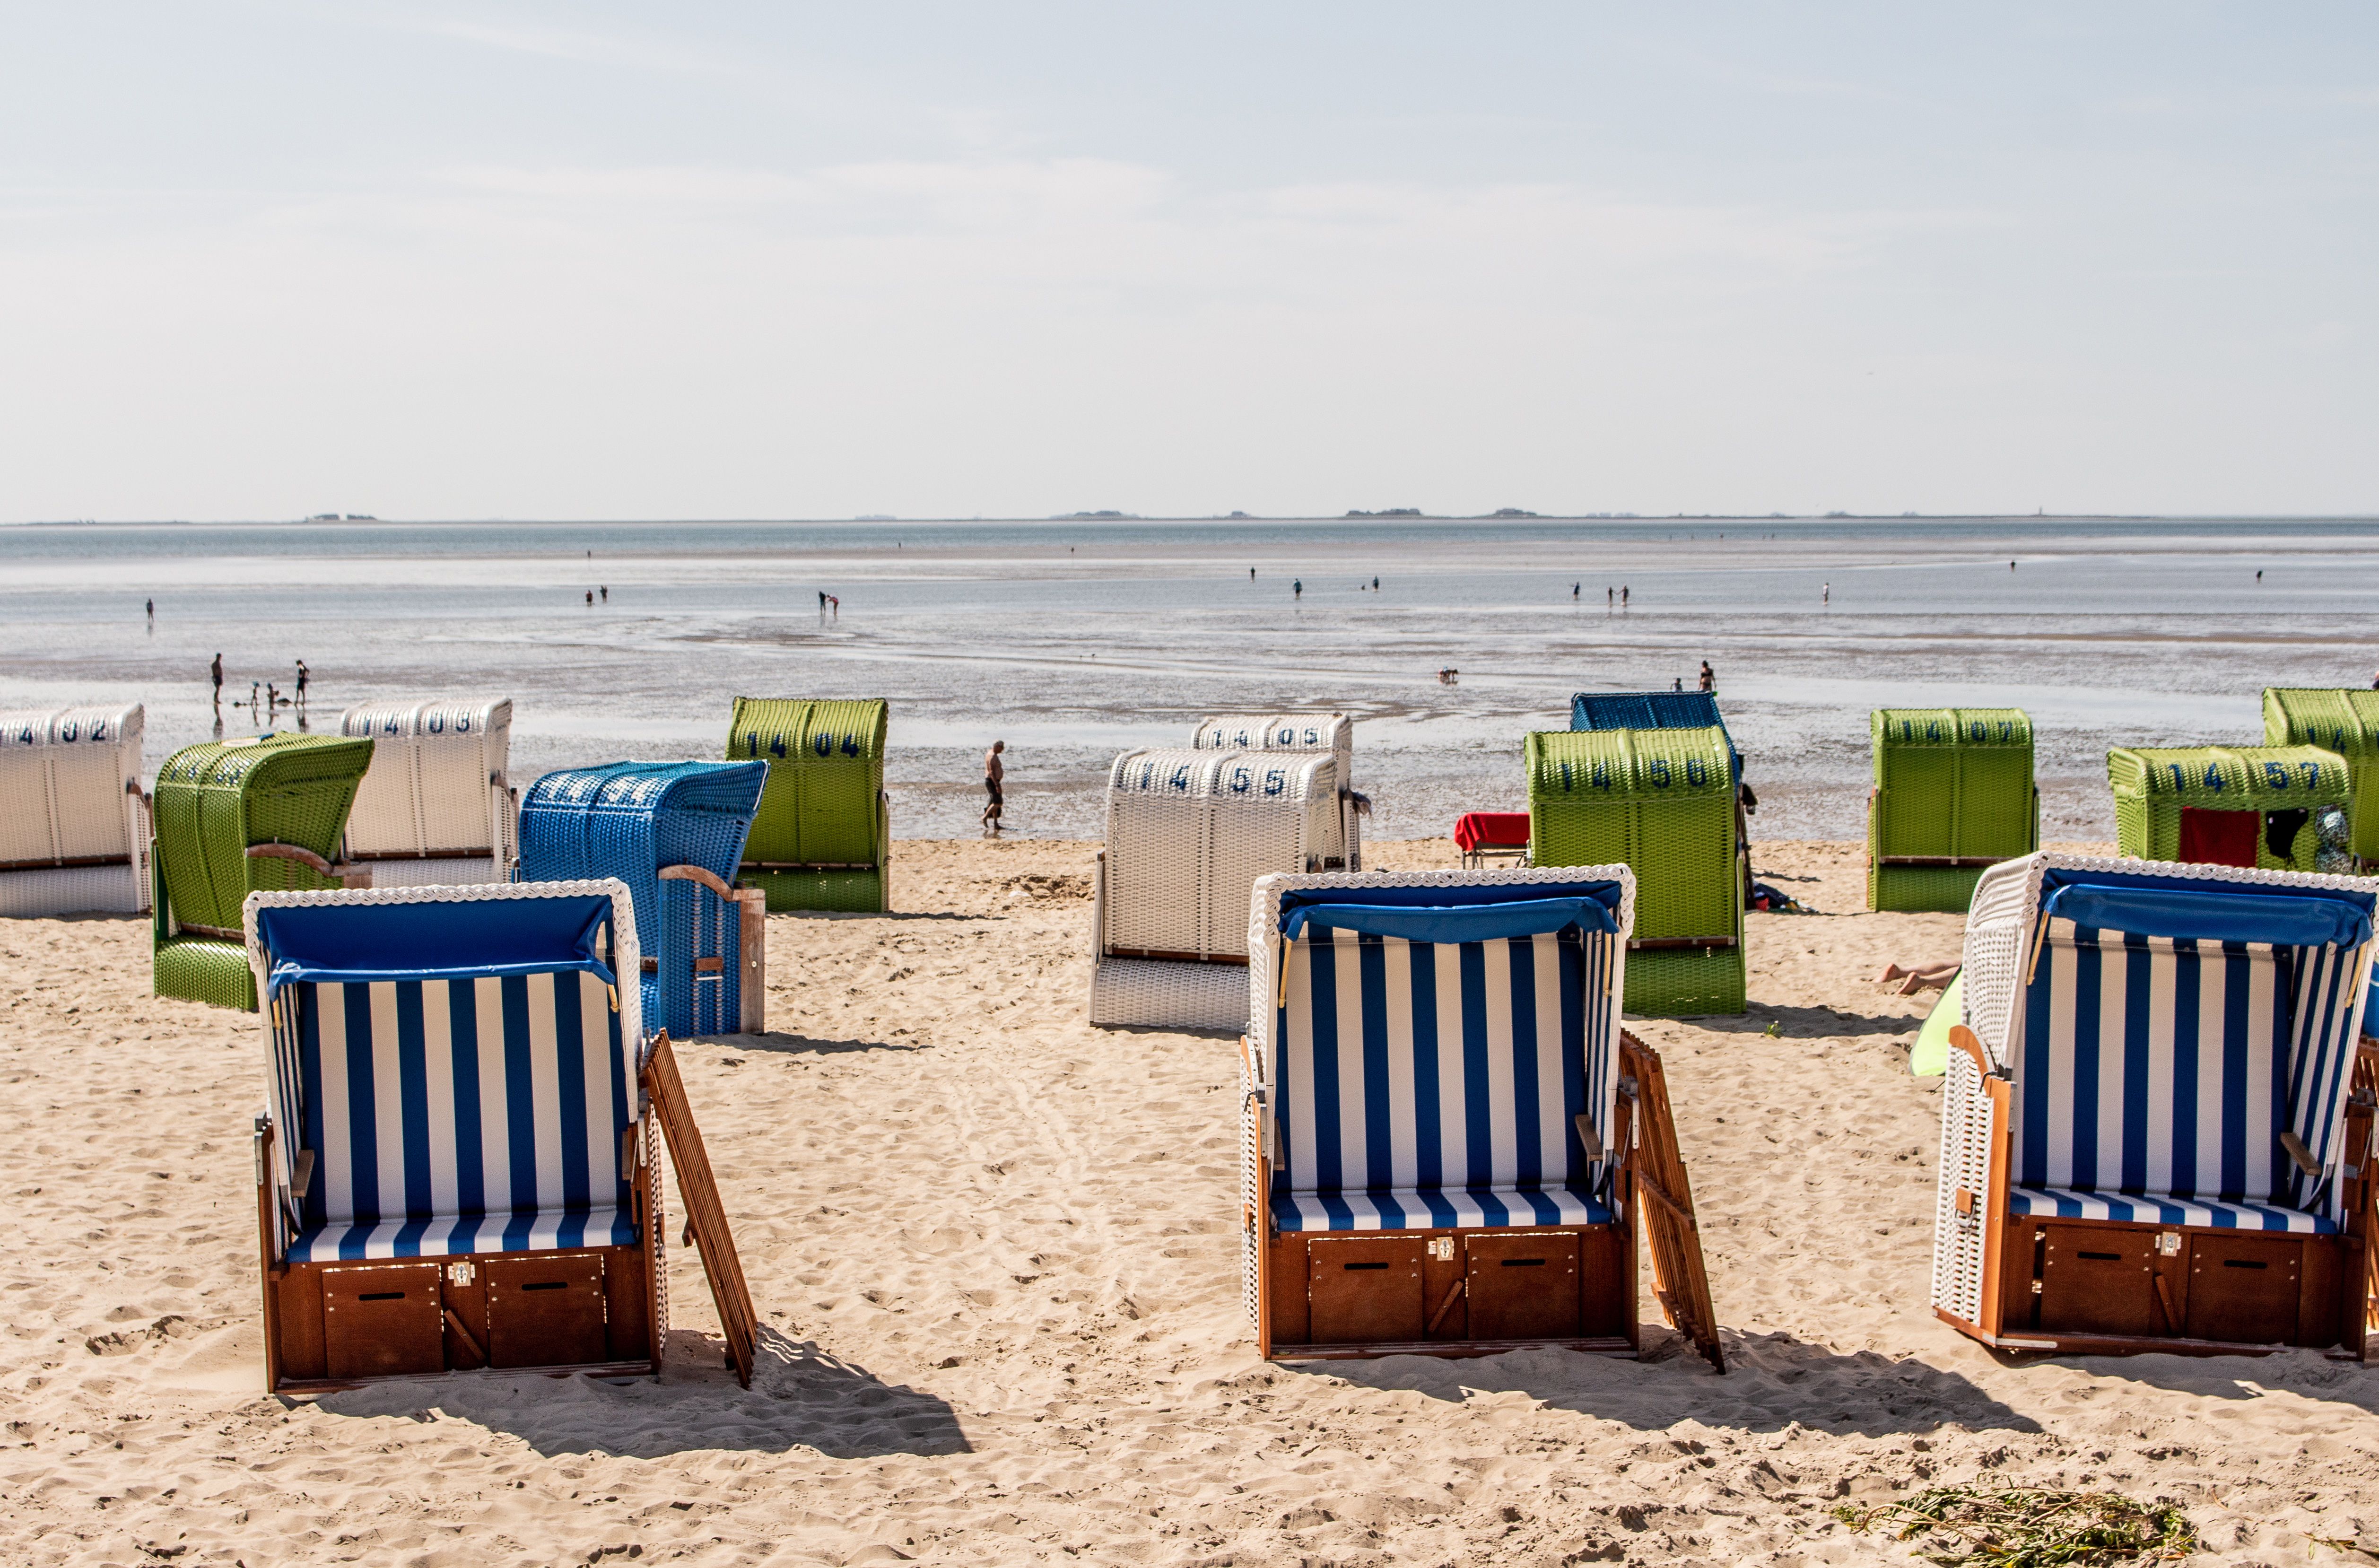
983,740,1005,835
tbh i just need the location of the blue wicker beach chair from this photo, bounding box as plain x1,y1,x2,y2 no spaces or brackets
517,761,769,1041
1239,867,1723,1367
244,881,757,1389
1934,853,2379,1358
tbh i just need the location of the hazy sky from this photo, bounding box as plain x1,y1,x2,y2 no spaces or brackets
3,4,2374,521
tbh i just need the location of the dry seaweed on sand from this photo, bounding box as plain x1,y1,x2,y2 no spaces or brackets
1830,1480,2197,1566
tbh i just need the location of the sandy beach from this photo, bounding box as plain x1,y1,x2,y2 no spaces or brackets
5,836,2377,1567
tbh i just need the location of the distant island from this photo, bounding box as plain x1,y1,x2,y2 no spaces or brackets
1487,508,1538,518
1344,507,1424,517
305,513,377,522
1057,510,1137,519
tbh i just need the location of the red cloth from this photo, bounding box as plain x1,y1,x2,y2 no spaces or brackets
2178,807,2260,868
1454,811,1532,853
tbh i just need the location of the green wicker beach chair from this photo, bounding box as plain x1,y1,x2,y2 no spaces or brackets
2107,744,2349,872
151,733,376,1010
728,698,890,913
2262,688,2379,864
1866,708,2037,912
1525,726,1744,1016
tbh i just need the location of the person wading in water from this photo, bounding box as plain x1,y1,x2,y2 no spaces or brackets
982,740,1006,836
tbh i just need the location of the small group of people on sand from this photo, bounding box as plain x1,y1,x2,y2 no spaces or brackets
210,653,309,719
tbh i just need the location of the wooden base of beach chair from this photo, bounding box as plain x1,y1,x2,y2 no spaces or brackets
1259,1224,1638,1360
264,1243,659,1392
1938,1214,2362,1360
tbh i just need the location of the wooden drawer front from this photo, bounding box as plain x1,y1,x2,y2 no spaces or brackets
1465,1231,1581,1341
2186,1234,2300,1346
485,1252,609,1368
322,1262,445,1380
1307,1235,1425,1345
2039,1225,2158,1338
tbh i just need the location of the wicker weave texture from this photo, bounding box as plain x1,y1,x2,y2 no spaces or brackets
156,934,257,1009
730,697,889,911
1868,862,1987,915
1525,728,1742,1011
1191,713,1352,773
0,864,145,917
1086,956,1250,1030
1931,1045,1994,1322
2263,688,2379,860
1191,714,1357,864
516,760,767,1039
153,733,375,933
742,868,885,913
1103,749,1337,958
340,697,513,861
2107,745,2347,870
0,704,148,915
1866,707,2035,912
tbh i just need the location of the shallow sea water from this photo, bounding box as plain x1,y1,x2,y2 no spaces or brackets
3,515,2374,846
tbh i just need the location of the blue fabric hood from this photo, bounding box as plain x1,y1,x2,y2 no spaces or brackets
253,892,619,997
2041,870,2373,950
1277,880,1623,944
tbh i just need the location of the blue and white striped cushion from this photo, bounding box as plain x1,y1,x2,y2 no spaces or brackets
1272,924,1617,1227
1272,1185,1615,1232
2008,1185,2334,1234
2013,925,2363,1225
289,1206,641,1262
278,968,638,1261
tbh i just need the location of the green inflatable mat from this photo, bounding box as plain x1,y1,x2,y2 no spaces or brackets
728,697,890,913
1908,972,1963,1078
1866,708,2036,913
1525,725,1744,1016
2107,744,2347,872
151,732,376,1009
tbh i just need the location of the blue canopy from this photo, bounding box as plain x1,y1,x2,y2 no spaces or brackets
1277,880,1623,944
1570,690,1742,781
2041,873,2373,950
253,892,618,997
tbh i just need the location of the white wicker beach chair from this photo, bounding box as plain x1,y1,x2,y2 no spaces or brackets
338,698,517,885
1934,852,2379,1358
1192,713,1363,870
1089,748,1344,1030
1237,867,1724,1365
0,704,149,917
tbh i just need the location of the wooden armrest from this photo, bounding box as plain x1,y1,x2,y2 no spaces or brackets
246,842,336,876
1947,1024,1996,1080
2280,1129,2324,1179
291,1149,315,1196
659,864,738,902
1573,1112,1603,1160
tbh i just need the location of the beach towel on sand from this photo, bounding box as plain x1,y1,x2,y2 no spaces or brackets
1908,970,1964,1077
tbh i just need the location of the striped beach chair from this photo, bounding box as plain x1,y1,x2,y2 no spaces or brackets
1240,868,1724,1365
245,881,756,1390
517,761,770,1041
1934,853,2379,1358
339,697,517,886
0,703,150,918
